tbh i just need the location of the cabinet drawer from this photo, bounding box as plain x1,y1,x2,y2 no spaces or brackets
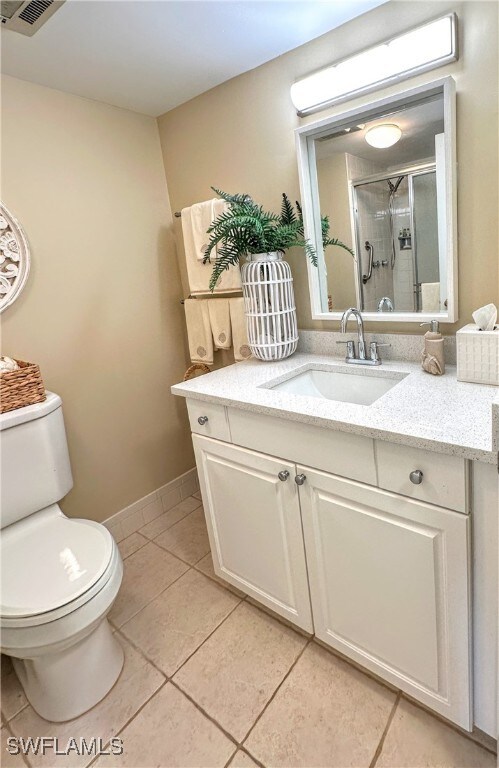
376,441,468,513
228,409,376,485
187,399,231,442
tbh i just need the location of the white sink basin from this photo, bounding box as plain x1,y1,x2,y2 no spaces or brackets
269,367,406,406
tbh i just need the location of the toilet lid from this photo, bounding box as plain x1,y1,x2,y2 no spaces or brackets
1,506,114,618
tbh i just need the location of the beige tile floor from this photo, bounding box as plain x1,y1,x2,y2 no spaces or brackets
1,493,497,768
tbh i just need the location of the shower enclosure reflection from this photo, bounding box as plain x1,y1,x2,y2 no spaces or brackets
351,166,440,312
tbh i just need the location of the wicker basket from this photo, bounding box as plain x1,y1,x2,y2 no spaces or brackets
0,360,46,414
183,363,211,381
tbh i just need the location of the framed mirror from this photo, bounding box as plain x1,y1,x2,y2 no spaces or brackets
296,77,457,322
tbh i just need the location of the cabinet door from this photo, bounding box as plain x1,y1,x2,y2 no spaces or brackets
299,466,471,729
193,435,313,631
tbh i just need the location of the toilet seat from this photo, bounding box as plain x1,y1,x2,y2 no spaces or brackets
1,505,114,627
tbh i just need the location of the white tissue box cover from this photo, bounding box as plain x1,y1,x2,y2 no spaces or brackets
457,324,499,385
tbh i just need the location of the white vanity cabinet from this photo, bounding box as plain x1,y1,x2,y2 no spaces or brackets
188,399,478,731
193,434,313,631
299,466,471,729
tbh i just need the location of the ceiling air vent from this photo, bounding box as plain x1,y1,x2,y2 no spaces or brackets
1,0,65,36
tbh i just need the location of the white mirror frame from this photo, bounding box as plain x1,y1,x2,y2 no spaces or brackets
295,76,457,323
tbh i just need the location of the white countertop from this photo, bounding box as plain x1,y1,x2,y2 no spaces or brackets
172,354,499,464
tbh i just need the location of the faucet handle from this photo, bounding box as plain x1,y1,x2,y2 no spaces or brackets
337,340,356,359
370,341,391,362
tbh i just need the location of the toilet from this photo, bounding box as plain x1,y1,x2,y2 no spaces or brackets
0,392,124,722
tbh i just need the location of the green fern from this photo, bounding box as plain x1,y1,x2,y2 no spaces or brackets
204,189,353,291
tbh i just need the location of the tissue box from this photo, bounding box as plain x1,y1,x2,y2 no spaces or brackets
457,324,499,385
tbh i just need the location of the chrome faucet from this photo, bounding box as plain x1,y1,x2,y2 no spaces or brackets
338,307,390,366
341,308,367,359
377,296,394,312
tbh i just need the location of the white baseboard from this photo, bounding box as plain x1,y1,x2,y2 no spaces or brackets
103,467,199,543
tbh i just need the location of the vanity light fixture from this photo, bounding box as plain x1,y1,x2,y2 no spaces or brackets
290,13,457,116
365,124,402,148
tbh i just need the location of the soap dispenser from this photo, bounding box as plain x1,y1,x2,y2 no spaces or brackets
420,320,445,375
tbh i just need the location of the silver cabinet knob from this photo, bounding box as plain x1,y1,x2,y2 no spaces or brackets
197,416,209,425
278,470,290,481
295,474,307,486
410,470,423,485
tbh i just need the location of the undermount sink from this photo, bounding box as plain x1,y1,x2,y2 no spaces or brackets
268,367,407,406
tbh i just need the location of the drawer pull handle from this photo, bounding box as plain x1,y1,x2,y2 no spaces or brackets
278,470,290,481
295,474,307,486
410,470,424,485
197,416,209,426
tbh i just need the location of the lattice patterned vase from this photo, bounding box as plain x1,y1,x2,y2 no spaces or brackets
241,252,298,361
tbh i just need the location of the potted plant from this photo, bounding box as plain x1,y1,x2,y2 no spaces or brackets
203,188,353,360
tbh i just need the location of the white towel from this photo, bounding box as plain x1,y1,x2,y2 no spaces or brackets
181,200,213,262
181,199,242,295
208,299,231,350
229,297,252,362
184,299,214,365
421,282,440,313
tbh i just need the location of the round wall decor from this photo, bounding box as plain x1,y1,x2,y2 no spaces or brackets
0,202,30,313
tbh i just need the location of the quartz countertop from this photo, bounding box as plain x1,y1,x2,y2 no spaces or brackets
172,354,499,464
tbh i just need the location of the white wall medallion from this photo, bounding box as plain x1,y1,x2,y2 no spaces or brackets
0,202,30,313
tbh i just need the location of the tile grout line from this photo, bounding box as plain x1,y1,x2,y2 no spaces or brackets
236,745,266,768
169,597,245,679
109,597,249,757
191,561,247,598
108,541,193,630
398,693,498,757
369,690,401,768
113,625,170,680
131,503,199,548
106,560,190,630
115,589,243,683
118,535,150,561
86,679,169,768
245,598,313,641
114,530,311,765
1,716,31,768
312,637,399,697
240,636,314,749
2,701,30,724
169,678,241,750
222,747,239,768
115,590,297,766
138,504,201,542
312,637,497,757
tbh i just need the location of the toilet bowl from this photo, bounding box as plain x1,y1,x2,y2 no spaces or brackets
0,393,124,722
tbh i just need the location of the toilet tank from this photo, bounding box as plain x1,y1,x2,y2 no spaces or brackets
0,392,73,528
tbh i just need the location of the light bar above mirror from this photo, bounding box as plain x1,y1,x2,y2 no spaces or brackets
290,14,457,116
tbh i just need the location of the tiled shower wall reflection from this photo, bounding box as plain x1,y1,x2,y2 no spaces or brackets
346,154,393,312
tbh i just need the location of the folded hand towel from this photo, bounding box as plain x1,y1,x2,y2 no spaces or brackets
182,200,213,262
208,298,231,350
421,282,440,313
184,299,214,365
181,199,242,295
229,297,252,362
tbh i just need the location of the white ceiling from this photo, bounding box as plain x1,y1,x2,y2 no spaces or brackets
316,98,445,168
1,0,387,116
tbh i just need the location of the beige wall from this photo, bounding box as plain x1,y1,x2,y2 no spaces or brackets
316,154,357,310
1,75,194,523
157,0,499,334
